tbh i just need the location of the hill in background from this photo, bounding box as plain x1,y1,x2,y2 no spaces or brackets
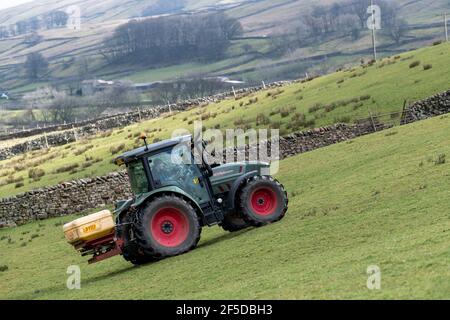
0,0,449,96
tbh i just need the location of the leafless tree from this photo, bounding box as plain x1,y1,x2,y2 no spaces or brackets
24,52,48,80
23,87,57,123
44,11,69,29
48,91,77,123
104,13,242,64
380,2,408,44
0,26,9,38
349,0,370,28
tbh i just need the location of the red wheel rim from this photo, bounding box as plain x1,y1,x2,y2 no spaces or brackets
250,187,278,216
151,207,189,248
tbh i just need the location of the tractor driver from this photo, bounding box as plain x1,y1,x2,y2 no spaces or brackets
152,158,176,185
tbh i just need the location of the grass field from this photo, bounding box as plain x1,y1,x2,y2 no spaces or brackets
0,42,449,198
1,114,450,299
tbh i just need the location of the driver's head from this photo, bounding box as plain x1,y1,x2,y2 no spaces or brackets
153,158,164,171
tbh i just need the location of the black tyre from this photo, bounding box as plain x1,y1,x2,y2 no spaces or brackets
133,195,202,259
239,176,288,227
120,213,155,265
220,212,250,232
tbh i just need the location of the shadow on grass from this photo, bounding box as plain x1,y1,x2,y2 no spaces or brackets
13,229,254,299
12,265,136,300
81,265,136,286
197,228,253,250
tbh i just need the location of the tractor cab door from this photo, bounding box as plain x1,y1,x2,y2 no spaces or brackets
147,147,211,205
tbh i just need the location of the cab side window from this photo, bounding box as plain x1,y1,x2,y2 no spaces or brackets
148,148,210,203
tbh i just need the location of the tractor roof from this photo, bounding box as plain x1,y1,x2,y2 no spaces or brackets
114,135,192,166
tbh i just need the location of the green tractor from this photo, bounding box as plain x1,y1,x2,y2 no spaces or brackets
64,135,288,265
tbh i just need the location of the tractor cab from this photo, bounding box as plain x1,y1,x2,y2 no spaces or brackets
114,135,224,226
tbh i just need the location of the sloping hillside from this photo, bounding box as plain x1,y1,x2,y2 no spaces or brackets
0,42,449,197
1,114,450,299
1,0,447,35
0,0,246,25
0,0,448,97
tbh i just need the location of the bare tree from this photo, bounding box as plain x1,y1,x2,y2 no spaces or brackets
86,81,141,116
0,26,8,38
44,11,68,29
22,87,57,123
386,18,408,43
380,2,408,44
16,20,30,34
29,17,41,31
302,14,322,38
24,52,48,80
349,0,370,28
48,91,77,123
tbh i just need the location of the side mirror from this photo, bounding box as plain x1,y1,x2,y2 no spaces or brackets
139,132,148,150
139,132,147,140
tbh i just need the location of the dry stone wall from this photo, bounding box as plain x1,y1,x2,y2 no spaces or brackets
402,89,450,124
0,82,289,161
1,86,450,227
0,81,289,141
0,122,374,228
2,85,449,161
0,171,132,227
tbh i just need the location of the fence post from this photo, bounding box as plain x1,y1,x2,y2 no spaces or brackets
73,125,78,142
43,131,49,149
368,108,377,132
400,99,408,125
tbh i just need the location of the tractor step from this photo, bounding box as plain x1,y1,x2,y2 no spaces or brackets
202,209,224,226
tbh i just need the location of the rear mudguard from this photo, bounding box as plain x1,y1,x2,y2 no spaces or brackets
115,186,204,224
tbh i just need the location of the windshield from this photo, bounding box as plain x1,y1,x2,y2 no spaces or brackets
126,161,148,194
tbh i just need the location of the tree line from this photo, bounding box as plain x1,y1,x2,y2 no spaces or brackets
102,12,243,65
0,10,68,39
270,0,409,57
301,0,407,43
21,81,142,124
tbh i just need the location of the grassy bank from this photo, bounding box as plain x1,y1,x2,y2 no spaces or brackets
1,114,449,299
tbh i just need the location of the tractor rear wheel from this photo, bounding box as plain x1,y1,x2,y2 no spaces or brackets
133,195,201,259
220,212,249,232
239,176,288,227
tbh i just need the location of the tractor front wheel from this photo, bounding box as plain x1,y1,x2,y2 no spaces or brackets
239,176,288,227
133,195,201,259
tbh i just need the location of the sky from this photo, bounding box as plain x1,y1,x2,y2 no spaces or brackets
0,0,34,11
